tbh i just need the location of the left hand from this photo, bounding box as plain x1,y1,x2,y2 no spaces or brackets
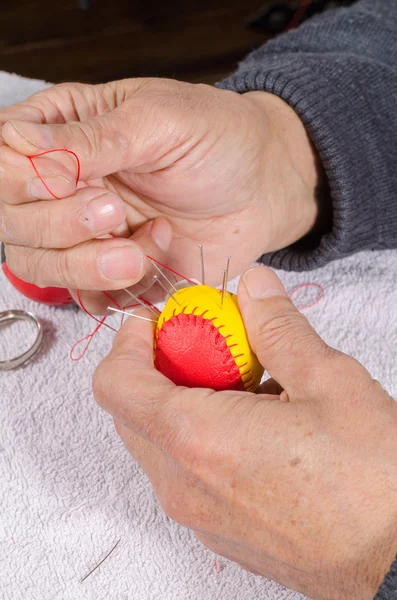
0,79,320,312
93,265,397,600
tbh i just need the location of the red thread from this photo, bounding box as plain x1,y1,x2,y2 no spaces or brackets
139,297,161,314
76,290,118,333
26,147,324,362
289,282,324,310
25,150,152,357
124,303,139,310
74,280,325,361
213,559,224,573
28,148,81,200
102,290,122,311
71,297,142,360
70,318,107,361
36,139,123,356
25,148,120,356
147,256,196,285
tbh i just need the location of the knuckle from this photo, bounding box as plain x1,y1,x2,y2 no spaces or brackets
35,203,78,249
256,306,330,363
256,308,305,356
134,77,156,92
55,250,77,288
29,84,90,123
32,205,50,248
56,82,87,95
19,97,49,123
301,347,359,401
76,121,101,159
28,252,48,286
9,246,76,288
6,245,41,285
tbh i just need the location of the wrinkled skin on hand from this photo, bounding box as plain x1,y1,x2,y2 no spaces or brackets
93,266,397,600
0,79,319,312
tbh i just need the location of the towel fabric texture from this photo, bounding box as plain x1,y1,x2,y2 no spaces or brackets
0,71,396,600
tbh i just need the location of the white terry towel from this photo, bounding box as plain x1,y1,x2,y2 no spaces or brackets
0,71,396,600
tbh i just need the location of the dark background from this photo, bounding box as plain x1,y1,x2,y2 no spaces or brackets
0,1,284,85
0,1,353,85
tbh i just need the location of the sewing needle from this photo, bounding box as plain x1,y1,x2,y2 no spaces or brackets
108,307,158,323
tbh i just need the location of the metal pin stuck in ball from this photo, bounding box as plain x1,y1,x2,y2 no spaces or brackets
154,284,264,392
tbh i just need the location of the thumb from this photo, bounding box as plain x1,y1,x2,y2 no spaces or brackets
238,266,329,397
1,113,131,181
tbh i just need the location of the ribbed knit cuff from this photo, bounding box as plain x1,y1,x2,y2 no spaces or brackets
374,556,397,599
217,59,392,270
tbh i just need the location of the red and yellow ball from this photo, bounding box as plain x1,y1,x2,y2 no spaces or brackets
154,284,263,392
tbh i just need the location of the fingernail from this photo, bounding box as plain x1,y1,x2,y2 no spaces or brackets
242,266,287,300
6,120,53,149
151,218,172,252
29,174,74,199
82,194,126,234
99,245,145,281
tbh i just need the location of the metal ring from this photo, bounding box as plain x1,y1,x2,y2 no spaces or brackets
0,310,43,371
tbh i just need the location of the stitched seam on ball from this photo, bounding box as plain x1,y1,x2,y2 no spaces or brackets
157,303,254,388
156,313,246,376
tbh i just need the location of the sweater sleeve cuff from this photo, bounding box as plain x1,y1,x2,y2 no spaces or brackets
217,61,389,271
374,555,397,599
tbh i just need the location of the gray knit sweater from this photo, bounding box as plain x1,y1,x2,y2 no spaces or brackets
219,0,397,272
219,1,397,597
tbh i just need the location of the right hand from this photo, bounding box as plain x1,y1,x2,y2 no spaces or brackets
93,265,397,600
0,79,322,312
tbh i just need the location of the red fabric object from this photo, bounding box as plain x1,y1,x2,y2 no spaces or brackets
2,263,74,306
155,313,245,391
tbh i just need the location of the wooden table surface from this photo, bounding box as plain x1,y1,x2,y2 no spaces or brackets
0,0,276,84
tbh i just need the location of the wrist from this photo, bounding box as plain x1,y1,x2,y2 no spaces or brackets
244,91,331,249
